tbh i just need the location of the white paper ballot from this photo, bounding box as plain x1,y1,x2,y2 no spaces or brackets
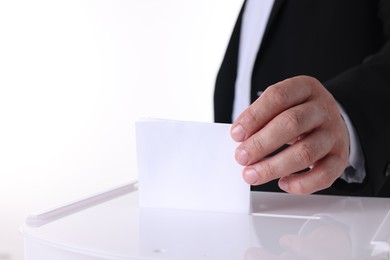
136,119,250,214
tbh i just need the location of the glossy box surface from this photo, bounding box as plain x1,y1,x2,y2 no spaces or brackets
20,182,390,259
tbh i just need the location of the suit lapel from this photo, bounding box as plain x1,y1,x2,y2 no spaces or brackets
262,0,286,45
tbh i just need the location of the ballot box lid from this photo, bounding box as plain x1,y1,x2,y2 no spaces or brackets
20,182,390,260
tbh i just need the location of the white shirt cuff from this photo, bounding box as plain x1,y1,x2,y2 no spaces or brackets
337,102,366,183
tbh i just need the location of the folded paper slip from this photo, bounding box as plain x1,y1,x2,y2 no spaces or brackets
135,119,250,214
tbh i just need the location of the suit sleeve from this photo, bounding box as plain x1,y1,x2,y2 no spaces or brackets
324,0,390,196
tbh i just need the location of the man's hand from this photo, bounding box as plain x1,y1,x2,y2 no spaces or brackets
231,75,350,194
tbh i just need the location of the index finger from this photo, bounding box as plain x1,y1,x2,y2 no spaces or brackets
231,76,317,142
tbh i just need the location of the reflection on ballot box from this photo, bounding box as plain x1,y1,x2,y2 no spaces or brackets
20,182,390,259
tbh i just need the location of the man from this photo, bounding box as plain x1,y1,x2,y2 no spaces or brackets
214,0,390,196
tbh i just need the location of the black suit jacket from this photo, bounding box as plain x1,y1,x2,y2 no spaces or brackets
214,0,390,197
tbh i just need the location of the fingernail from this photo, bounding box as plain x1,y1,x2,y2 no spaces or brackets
231,124,246,141
235,147,248,165
279,177,289,191
244,168,258,184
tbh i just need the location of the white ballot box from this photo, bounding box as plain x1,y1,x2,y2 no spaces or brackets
20,181,390,260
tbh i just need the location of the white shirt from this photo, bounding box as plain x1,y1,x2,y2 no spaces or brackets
233,0,365,183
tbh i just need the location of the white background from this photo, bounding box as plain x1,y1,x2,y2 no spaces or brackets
0,0,242,259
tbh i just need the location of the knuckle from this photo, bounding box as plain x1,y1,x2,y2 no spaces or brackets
250,135,266,153
283,110,302,132
319,171,334,189
293,179,310,195
263,85,289,107
290,165,338,195
246,106,258,122
294,143,314,165
304,75,321,87
315,169,334,190
260,161,278,181
320,101,335,123
244,106,260,126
